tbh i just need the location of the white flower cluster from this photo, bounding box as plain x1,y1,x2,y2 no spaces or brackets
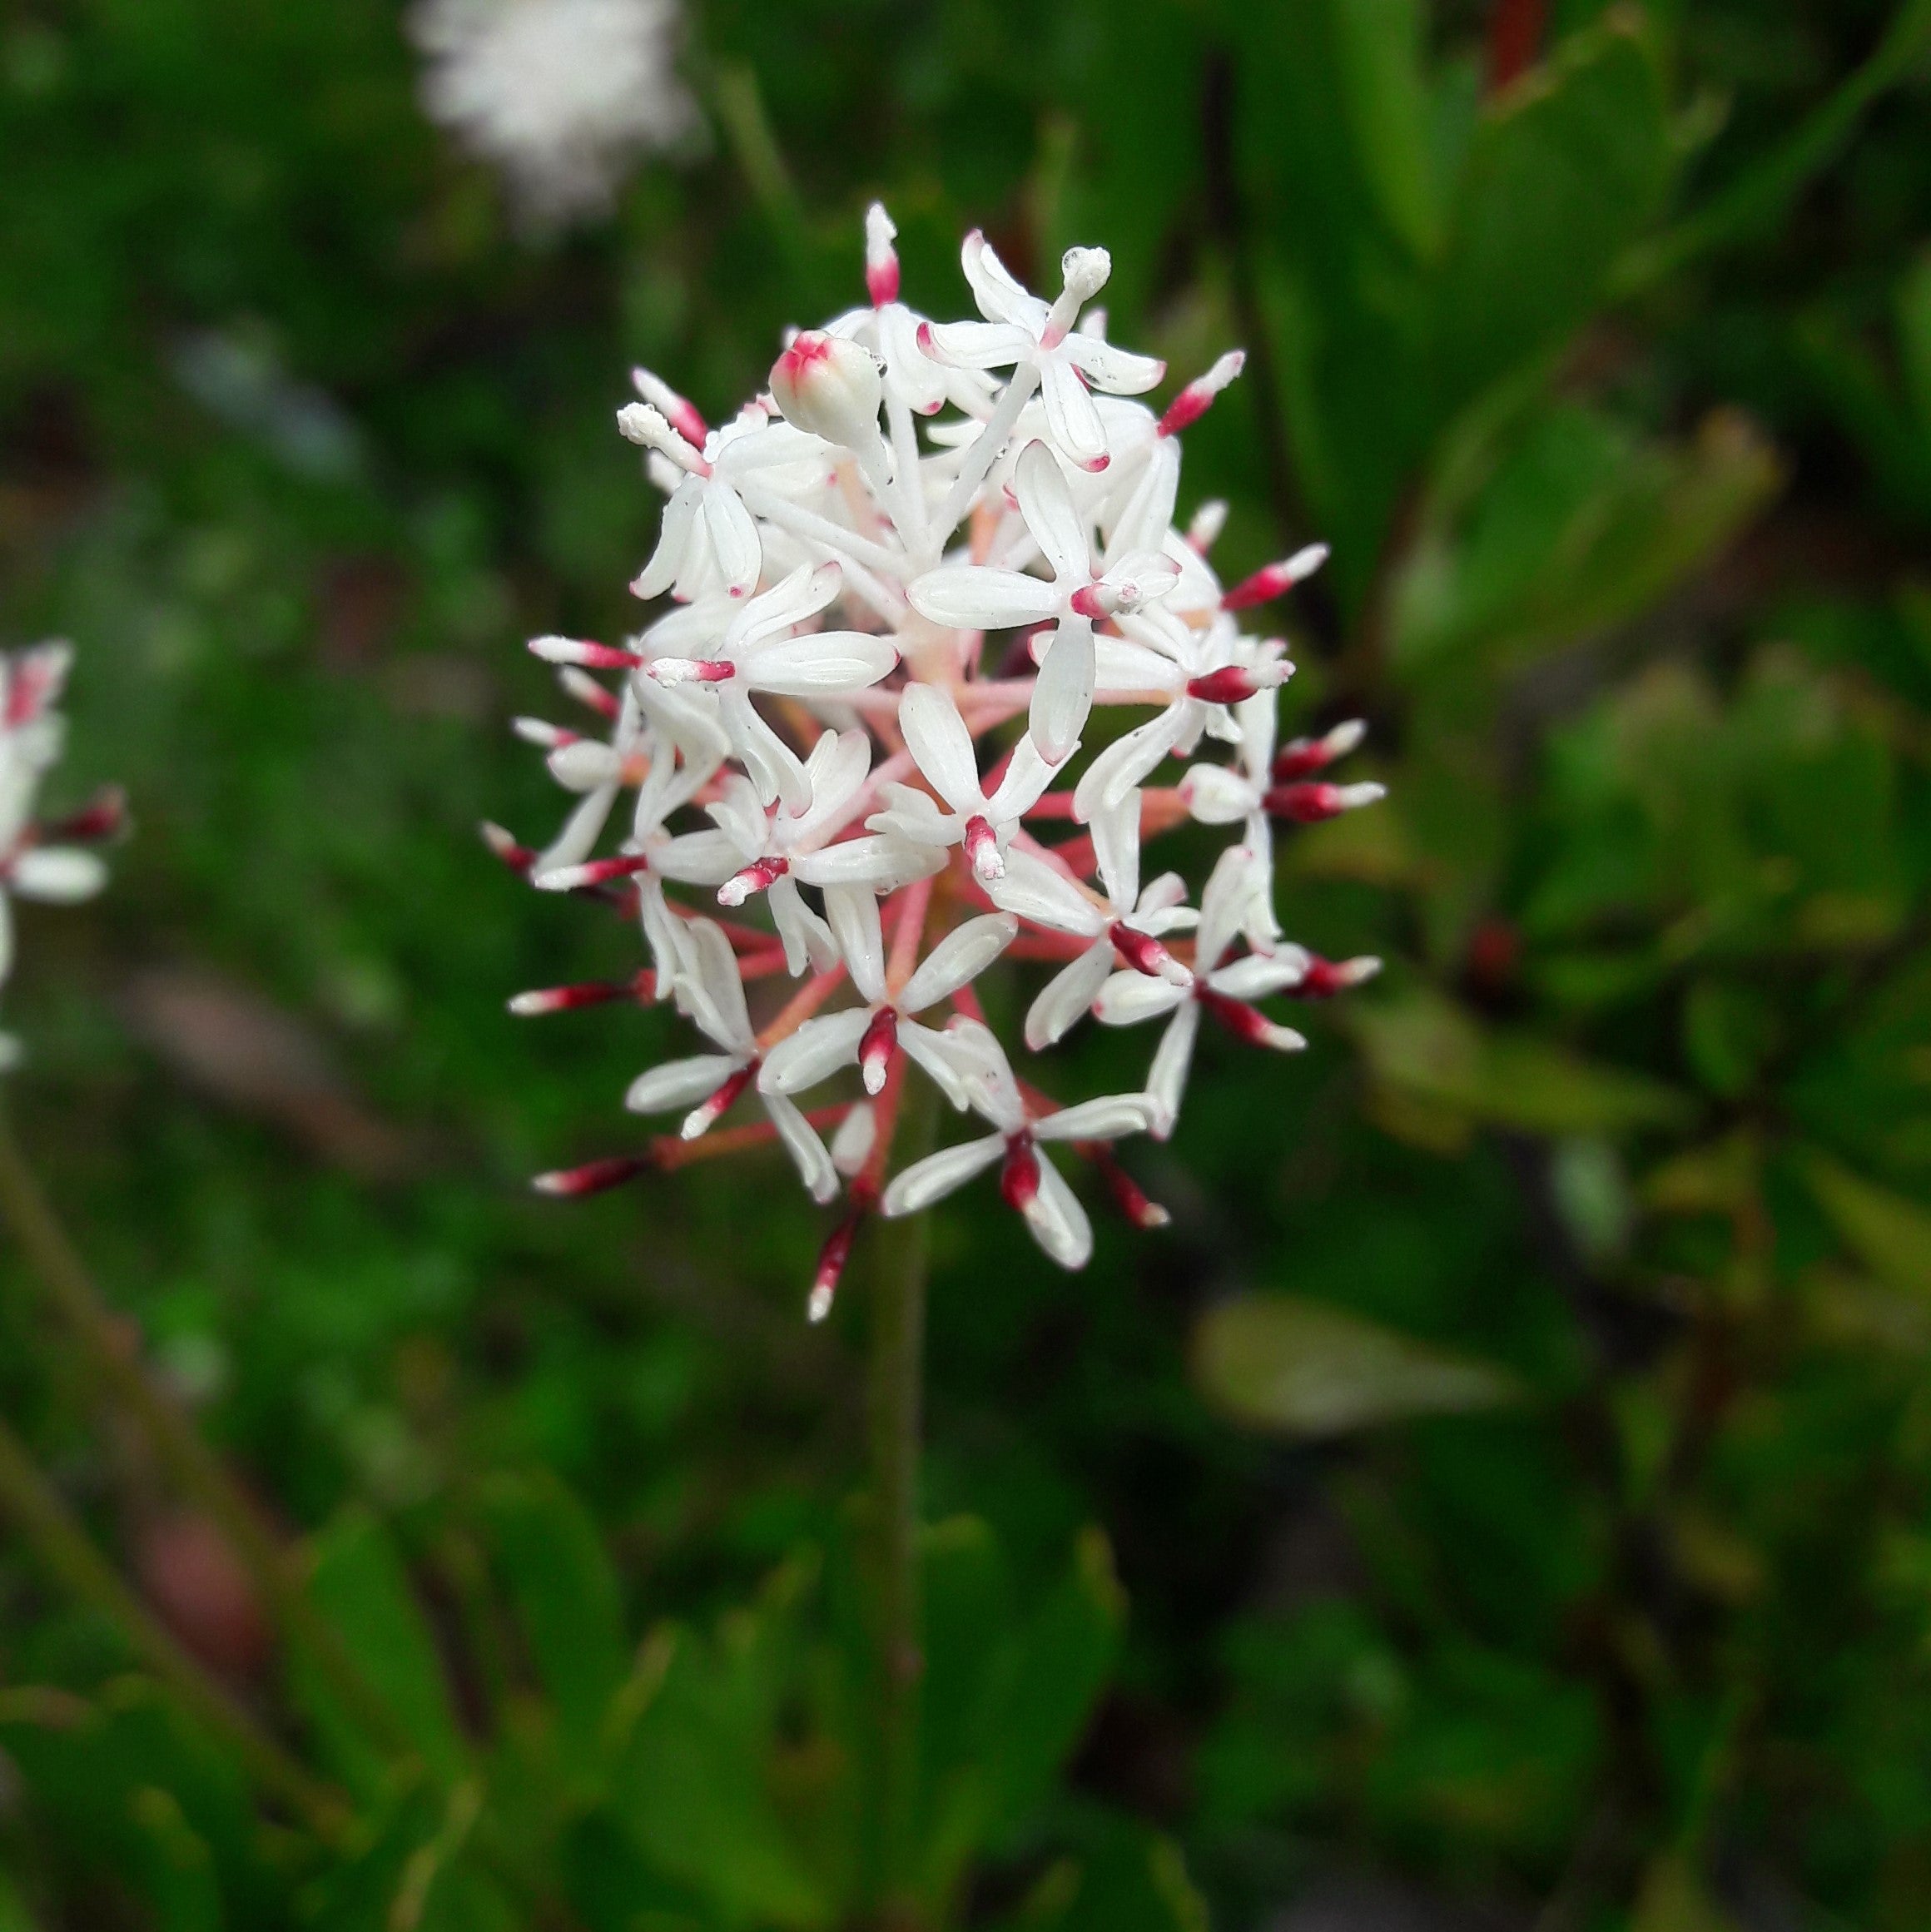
0,645,120,1068
410,0,697,222
499,212,1382,1308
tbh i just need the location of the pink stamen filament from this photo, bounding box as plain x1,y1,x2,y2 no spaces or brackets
999,1135,1041,1212
859,1006,899,1096
717,854,791,906
962,814,1004,880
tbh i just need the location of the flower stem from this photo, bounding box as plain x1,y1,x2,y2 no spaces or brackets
0,1406,349,1839
0,1100,414,1764
864,1067,939,1925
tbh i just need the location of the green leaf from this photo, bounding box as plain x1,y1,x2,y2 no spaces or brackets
985,1814,1208,1932
1349,989,1692,1135
1193,1294,1522,1436
612,1573,834,1930
1332,0,1442,261
1,1679,274,1929
983,1529,1125,1840
1899,251,1931,446
481,1472,628,1764
0,1871,38,1932
126,1785,221,1932
295,1508,467,1795
1435,13,1670,410
1392,405,1780,669
1801,1153,1931,1299
915,1518,1124,1901
1613,0,1931,294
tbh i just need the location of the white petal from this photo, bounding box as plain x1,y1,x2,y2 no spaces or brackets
731,559,841,648
1180,762,1258,825
795,834,944,892
1209,948,1312,1001
908,567,1060,631
764,1092,839,1204
1023,941,1114,1050
1064,334,1166,395
1088,792,1141,912
1034,1093,1154,1142
986,848,1104,937
1029,615,1095,766
1040,355,1109,472
758,1008,871,1095
653,828,742,886
1197,844,1264,976
1093,972,1188,1026
1144,1001,1201,1140
10,847,107,902
769,874,837,976
1014,440,1090,583
627,1055,742,1115
699,483,762,598
920,317,1035,370
881,1133,1006,1216
900,914,1017,1014
896,683,984,814
824,883,886,1003
535,783,621,874
746,632,897,697
983,732,1059,822
898,1021,979,1110
1021,1156,1093,1269
677,918,754,1051
632,474,702,599
1072,704,1191,822
548,740,623,792
960,230,1037,327
720,688,812,813
932,1016,1025,1133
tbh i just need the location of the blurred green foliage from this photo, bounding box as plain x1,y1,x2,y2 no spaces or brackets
1,0,1929,1927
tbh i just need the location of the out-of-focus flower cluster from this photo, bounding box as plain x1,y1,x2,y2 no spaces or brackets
0,645,121,1068
410,0,697,223
497,212,1382,1309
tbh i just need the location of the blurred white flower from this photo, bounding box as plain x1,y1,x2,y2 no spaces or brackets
0,644,121,1068
410,0,697,222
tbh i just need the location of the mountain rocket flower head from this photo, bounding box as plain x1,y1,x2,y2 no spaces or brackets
0,644,120,1070
498,211,1383,1313
410,0,697,224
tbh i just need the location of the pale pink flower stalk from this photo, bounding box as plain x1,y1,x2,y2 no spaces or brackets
0,645,122,1068
496,213,1385,1314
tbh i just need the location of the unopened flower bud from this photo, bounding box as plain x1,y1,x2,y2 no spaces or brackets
630,366,707,449
865,202,901,307
769,331,885,450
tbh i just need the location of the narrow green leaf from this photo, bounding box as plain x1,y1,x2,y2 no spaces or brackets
1349,990,1692,1135
1332,0,1442,260
481,1472,628,1763
1802,1153,1931,1299
1194,1294,1522,1436
295,1509,466,1795
1436,14,1670,410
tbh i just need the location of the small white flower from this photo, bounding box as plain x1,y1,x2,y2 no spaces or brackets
1094,847,1308,1138
625,917,838,1201
909,440,1177,760
866,683,1057,882
880,1020,1154,1269
919,235,1164,474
